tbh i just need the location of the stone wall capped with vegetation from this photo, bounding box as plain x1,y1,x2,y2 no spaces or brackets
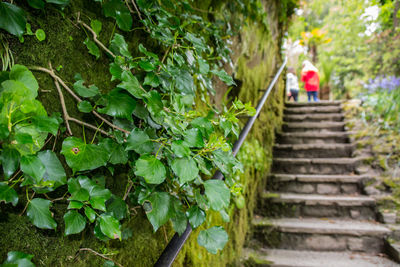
0,0,296,266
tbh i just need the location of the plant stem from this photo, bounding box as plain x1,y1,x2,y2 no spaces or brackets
78,248,124,267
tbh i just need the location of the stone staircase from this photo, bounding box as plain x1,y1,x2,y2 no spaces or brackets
244,101,399,267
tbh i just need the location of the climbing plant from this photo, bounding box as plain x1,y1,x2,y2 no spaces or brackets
0,0,297,260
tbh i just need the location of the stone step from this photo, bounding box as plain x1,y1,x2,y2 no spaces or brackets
252,217,390,253
284,113,344,123
285,101,343,107
268,174,366,195
272,157,359,175
243,248,399,267
276,131,351,144
285,106,342,114
258,193,376,220
274,143,354,158
282,122,345,132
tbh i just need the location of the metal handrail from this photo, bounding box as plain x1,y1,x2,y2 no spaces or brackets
154,56,288,267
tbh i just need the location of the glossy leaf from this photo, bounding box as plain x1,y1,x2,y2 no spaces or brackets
204,180,230,211
103,0,132,31
20,155,45,184
171,157,199,184
125,128,154,154
73,80,100,98
0,182,18,206
171,140,190,158
91,19,102,35
144,192,172,232
0,148,20,179
28,0,45,9
0,2,26,37
84,206,96,223
9,64,39,97
27,198,57,230
64,210,86,235
97,88,136,120
170,198,187,235
106,196,128,220
61,137,109,173
110,33,131,58
37,150,67,188
32,115,60,136
197,226,228,254
118,71,144,99
135,155,166,184
143,72,160,88
77,100,93,113
68,200,84,209
211,69,235,86
2,251,34,267
35,29,46,41
186,205,205,229
100,139,128,165
84,38,100,59
99,214,121,239
184,128,204,148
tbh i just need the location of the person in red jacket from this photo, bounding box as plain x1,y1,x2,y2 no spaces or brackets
301,60,320,102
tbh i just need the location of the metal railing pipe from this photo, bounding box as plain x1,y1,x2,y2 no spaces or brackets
154,57,288,267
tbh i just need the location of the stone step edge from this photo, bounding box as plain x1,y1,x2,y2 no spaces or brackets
283,122,346,128
278,131,354,137
242,248,398,267
273,157,364,164
285,100,343,106
268,173,370,183
274,143,354,150
253,217,391,236
284,113,345,118
262,192,375,206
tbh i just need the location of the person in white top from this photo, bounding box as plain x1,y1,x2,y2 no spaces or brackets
286,67,300,102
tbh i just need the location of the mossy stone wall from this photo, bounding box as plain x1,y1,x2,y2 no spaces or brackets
0,0,287,266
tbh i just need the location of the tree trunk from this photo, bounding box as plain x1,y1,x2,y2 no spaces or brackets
393,0,400,29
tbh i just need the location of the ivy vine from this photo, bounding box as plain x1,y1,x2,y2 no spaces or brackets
0,0,296,260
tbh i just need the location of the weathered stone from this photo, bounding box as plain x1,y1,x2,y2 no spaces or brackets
381,212,397,224
287,183,315,194
350,210,361,219
303,206,338,217
347,237,364,251
317,184,339,195
305,235,346,251
341,184,359,194
364,186,381,195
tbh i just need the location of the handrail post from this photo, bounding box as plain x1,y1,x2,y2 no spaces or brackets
154,57,288,267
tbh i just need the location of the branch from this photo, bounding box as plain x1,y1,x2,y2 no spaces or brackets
78,248,124,267
131,0,143,21
76,13,116,59
53,76,73,135
29,66,130,134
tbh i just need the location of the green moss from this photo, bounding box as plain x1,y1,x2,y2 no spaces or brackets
1,0,288,266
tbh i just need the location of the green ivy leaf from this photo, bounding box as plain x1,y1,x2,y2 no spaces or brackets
106,196,128,220
118,71,144,99
184,128,204,148
0,182,18,206
211,69,235,86
144,192,172,232
191,117,213,138
100,139,128,165
67,200,84,209
28,0,45,9
9,64,39,98
91,19,102,35
109,62,123,81
37,150,67,188
32,115,60,136
194,156,212,176
89,186,112,212
143,72,160,88
170,197,187,235
171,140,190,158
110,33,131,58
35,29,46,41
84,206,96,223
197,226,228,254
77,101,93,113
198,58,209,75
135,155,166,184
45,0,70,6
0,148,20,179
186,205,205,229
175,68,194,95
171,157,199,184
125,128,155,154
84,38,101,59
97,88,136,120
204,180,230,211
61,137,109,173
64,210,86,236
0,2,26,37
20,155,45,184
144,90,163,118
139,60,156,72
69,188,90,202
2,251,34,267
103,0,132,31
26,198,57,230
98,214,121,239
73,80,100,98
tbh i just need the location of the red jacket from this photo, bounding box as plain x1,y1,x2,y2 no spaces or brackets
301,71,320,92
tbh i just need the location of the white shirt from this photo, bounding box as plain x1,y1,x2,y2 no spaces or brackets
286,73,299,93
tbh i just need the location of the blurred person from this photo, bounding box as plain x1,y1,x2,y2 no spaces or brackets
286,67,300,102
301,60,320,102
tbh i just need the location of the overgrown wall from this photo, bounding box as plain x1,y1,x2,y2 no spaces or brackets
0,0,288,266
